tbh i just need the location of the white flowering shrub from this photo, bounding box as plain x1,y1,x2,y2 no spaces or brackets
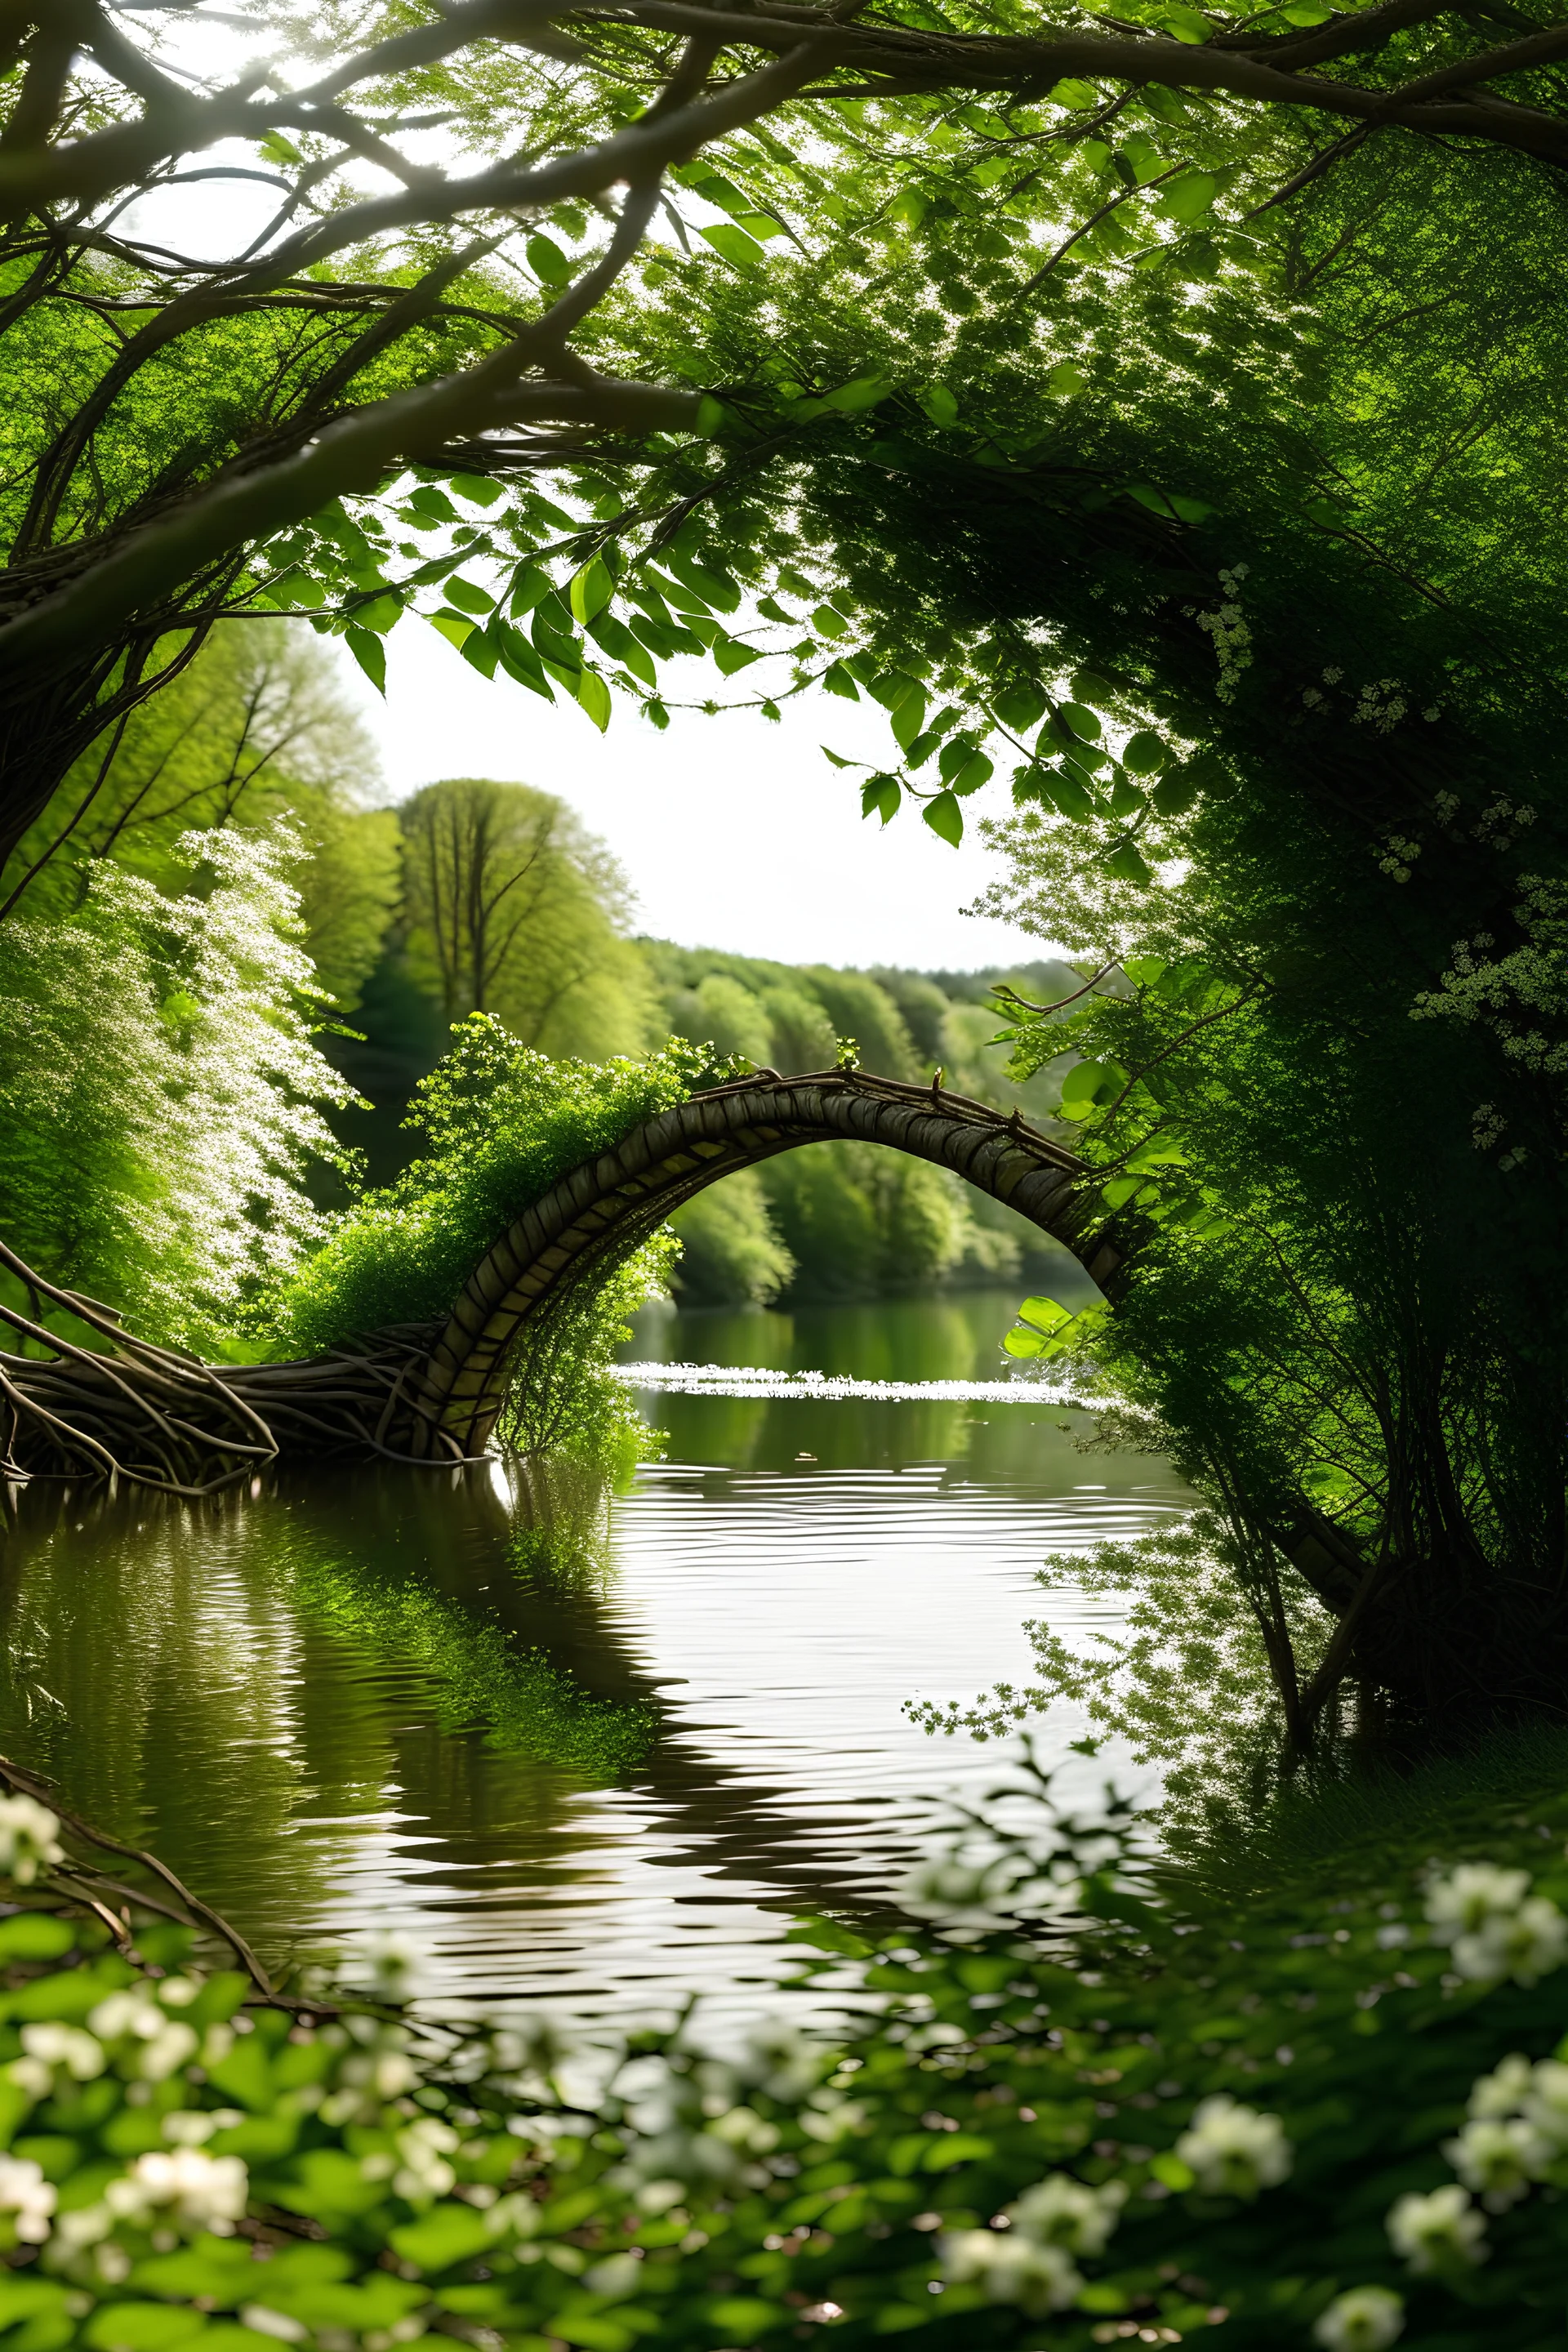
0,823,358,1350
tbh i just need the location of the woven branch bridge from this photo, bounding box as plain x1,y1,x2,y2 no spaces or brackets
2,1069,1106,1494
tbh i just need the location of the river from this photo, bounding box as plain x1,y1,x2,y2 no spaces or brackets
0,1289,1191,2034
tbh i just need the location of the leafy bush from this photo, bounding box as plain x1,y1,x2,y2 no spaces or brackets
264,1017,737,1355
10,1762,1568,2349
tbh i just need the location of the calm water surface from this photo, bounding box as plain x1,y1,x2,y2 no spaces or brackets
0,1290,1191,2031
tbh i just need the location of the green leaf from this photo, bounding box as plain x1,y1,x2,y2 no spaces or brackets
1102,838,1153,882
84,2305,207,2350
951,750,993,796
344,628,386,695
813,604,849,639
712,636,764,675
584,611,653,685
390,2203,496,2274
1002,1326,1046,1358
1059,1059,1124,1116
569,557,615,624
1160,169,1219,222
822,373,894,412
1058,700,1102,741
916,384,960,427
702,222,767,268
1158,5,1212,38
257,130,302,166
890,693,929,751
444,576,494,616
407,485,458,523
449,472,504,506
993,684,1047,733
353,593,403,635
1050,78,1101,107
1152,766,1201,816
1018,1295,1073,1331
661,548,740,612
862,774,902,825
923,790,964,846
0,1916,74,1962
1045,361,1087,397
1039,765,1099,821
1152,2151,1196,2190
461,627,498,679
1122,728,1168,774
695,394,732,434
822,661,860,699
576,667,612,731
527,233,572,284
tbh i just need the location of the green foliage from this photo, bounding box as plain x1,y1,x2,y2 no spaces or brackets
0,632,396,1016
15,1771,1568,2350
668,1169,796,1308
264,1016,735,1356
0,826,358,1352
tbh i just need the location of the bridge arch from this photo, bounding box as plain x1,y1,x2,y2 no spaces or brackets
412,1067,1111,1454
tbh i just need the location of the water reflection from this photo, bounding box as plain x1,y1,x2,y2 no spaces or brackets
0,1290,1192,2031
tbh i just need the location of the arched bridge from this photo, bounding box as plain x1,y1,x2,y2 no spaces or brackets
408,1067,1106,1458
2,1068,1109,1490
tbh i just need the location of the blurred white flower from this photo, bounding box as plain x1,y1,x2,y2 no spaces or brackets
1468,2054,1533,2120
0,1797,64,1886
1451,1897,1568,1986
1008,2172,1126,2258
1174,2096,1292,2198
0,2156,56,2243
1441,2117,1548,2209
1386,2184,1486,2272
1312,2284,1405,2351
940,2225,1083,2316
1424,1864,1530,1944
363,1931,422,1992
1517,2057,1568,2150
706,2105,779,2157
393,2117,458,2203
9,2023,105,2099
105,2149,249,2236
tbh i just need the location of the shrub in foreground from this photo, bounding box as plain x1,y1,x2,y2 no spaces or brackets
6,1771,1568,2347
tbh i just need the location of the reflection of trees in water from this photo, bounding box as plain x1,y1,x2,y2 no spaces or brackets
0,1463,929,1968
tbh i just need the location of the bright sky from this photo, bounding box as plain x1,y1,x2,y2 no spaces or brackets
329,625,1054,971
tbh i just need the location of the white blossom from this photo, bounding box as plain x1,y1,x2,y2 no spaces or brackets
1312,2284,1405,2350
940,2225,1083,2316
0,1797,64,1886
1441,2117,1548,2208
1468,2053,1534,2120
1423,1863,1530,1944
392,2117,459,2203
9,2023,105,2100
105,2149,249,2236
1174,2096,1292,2198
1386,2184,1486,2273
0,2156,56,2243
1007,2172,1126,2257
1451,1898,1568,1986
